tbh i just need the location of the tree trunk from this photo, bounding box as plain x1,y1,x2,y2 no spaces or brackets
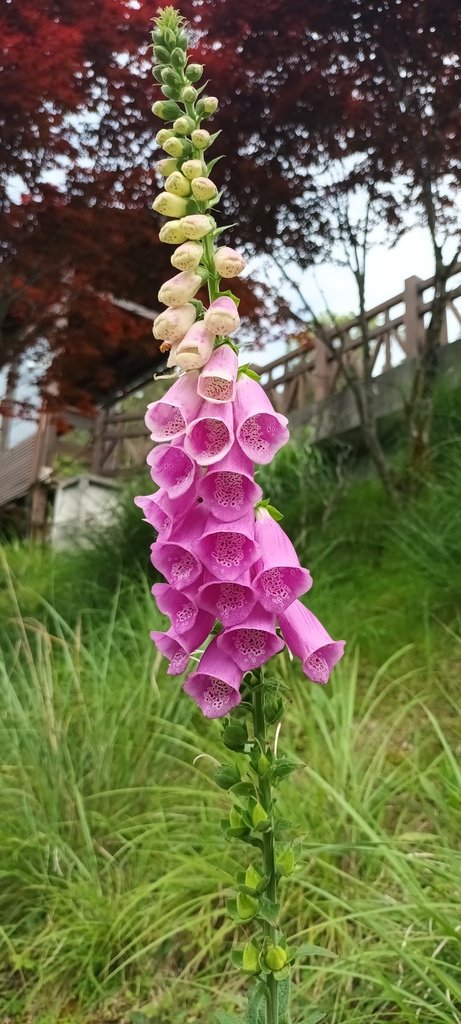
406,266,448,474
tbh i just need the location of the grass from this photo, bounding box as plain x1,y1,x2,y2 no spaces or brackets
1,426,461,1023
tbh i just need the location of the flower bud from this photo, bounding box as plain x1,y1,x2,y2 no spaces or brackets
186,63,204,83
153,192,188,218
152,100,183,121
191,176,218,201
165,171,191,197
237,893,259,921
161,66,182,88
215,246,246,278
159,220,189,244
204,296,241,336
245,864,263,890
191,128,211,149
155,158,178,177
158,271,203,308
172,322,215,370
214,763,241,790
152,303,196,343
155,128,174,146
163,137,186,158
181,159,205,180
181,214,214,240
171,241,204,272
242,942,260,973
265,946,288,972
202,96,219,115
171,46,187,69
173,115,195,136
181,85,197,103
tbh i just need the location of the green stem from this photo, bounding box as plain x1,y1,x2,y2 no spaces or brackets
253,675,279,1024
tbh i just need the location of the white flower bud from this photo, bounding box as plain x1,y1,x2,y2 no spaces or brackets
165,171,191,197
153,192,188,217
170,322,215,370
156,158,178,177
163,137,185,158
152,303,197,343
181,85,197,103
171,241,204,271
173,116,195,136
181,214,215,240
191,129,211,149
155,128,174,146
215,246,246,278
159,220,189,244
158,271,203,307
181,159,205,180
191,177,218,201
202,96,218,115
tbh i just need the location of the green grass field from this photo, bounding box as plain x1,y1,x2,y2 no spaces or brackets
1,424,461,1024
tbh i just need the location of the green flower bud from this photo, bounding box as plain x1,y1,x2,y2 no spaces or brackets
191,128,211,150
252,802,268,828
163,137,186,158
152,65,165,83
152,100,183,121
242,942,260,973
236,893,259,921
153,45,171,64
165,171,191,197
152,29,164,46
177,31,188,50
153,192,188,218
256,752,271,777
202,95,219,115
181,85,198,103
173,115,195,136
155,158,179,177
191,176,218,201
245,864,263,891
163,28,176,48
159,220,189,245
155,128,174,146
265,945,288,972
186,63,204,83
161,66,182,88
161,85,177,100
181,159,205,180
171,46,187,69
222,720,248,752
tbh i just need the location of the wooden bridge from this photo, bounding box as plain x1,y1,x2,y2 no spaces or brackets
1,265,460,536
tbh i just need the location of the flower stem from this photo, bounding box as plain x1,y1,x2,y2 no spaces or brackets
252,674,279,1024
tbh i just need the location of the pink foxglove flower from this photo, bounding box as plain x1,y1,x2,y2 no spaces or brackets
171,323,215,371
147,443,197,498
278,602,345,684
135,487,196,540
183,637,243,718
216,604,285,670
185,398,234,465
150,503,207,590
197,344,238,403
151,609,214,675
152,303,196,343
197,443,262,522
158,270,203,307
145,372,201,443
204,296,240,336
152,582,199,635
150,630,190,675
196,510,261,581
197,570,257,627
234,375,289,464
214,246,246,278
252,508,313,612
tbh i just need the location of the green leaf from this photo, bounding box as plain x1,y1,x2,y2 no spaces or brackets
295,943,337,960
304,1012,327,1024
219,288,241,306
271,757,301,782
214,763,241,790
273,965,291,981
209,129,223,145
230,781,255,803
216,1014,241,1024
257,895,280,925
277,977,291,1022
207,155,225,173
245,982,267,1024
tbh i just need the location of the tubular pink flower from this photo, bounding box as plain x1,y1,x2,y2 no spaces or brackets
217,603,285,671
183,637,243,718
197,344,239,403
152,582,199,634
204,296,240,336
185,399,234,466
278,602,345,685
158,270,203,307
145,372,201,443
197,570,256,627
134,486,196,540
196,510,260,581
172,322,215,371
152,303,196,343
198,443,262,522
150,630,190,675
147,443,197,498
150,504,207,590
252,509,313,612
234,375,290,464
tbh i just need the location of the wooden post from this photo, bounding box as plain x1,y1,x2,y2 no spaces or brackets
313,339,333,401
91,408,107,474
403,276,425,357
